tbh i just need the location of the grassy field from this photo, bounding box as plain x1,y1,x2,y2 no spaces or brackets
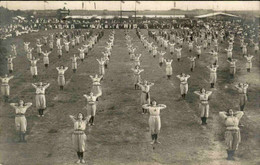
0,28,259,165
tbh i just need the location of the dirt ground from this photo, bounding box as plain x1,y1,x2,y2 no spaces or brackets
0,29,259,165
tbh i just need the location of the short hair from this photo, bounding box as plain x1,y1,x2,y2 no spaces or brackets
77,112,85,120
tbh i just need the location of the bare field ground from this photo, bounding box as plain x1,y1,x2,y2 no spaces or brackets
0,29,259,165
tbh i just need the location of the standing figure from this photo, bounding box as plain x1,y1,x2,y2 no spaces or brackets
164,59,173,79
142,101,167,144
56,65,68,90
43,36,48,45
71,38,76,48
36,43,43,56
175,47,182,62
209,50,218,65
152,46,158,58
203,40,208,50
194,88,213,125
196,45,202,58
188,56,196,72
75,35,80,45
102,51,110,68
83,92,101,126
97,58,107,76
24,42,30,52
49,40,54,51
253,42,259,54
227,59,237,78
64,41,70,53
29,57,40,78
176,73,190,99
169,42,175,55
78,47,85,62
207,64,219,88
244,55,254,72
0,74,14,102
137,81,154,114
32,82,50,117
234,83,249,111
6,55,16,73
57,37,61,48
131,65,144,90
225,48,233,61
219,109,244,160
42,51,51,68
90,74,103,98
57,45,63,59
188,41,193,52
83,44,89,56
133,54,142,67
10,100,32,142
158,51,166,67
69,113,89,164
27,47,34,60
242,43,248,56
71,55,79,73
11,44,17,56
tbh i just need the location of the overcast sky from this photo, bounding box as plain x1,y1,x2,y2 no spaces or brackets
0,1,259,11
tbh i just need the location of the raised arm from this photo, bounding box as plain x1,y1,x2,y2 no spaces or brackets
83,94,89,99
10,103,18,109
219,111,228,120
158,104,167,110
64,67,69,71
32,83,37,89
69,115,76,123
142,104,150,109
206,91,213,96
56,67,59,71
138,69,144,74
194,91,201,96
149,82,155,87
44,83,50,89
8,75,14,80
176,75,181,79
24,102,33,109
234,111,244,120
234,84,240,89
186,75,191,79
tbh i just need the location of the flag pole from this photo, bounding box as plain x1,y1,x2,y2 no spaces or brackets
135,1,136,23
120,2,122,23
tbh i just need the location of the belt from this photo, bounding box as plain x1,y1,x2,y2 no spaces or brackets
16,113,25,116
73,130,85,134
239,93,246,94
36,93,44,95
93,84,101,86
150,115,160,117
226,127,239,131
200,101,208,104
88,102,95,105
142,92,149,94
58,75,64,76
2,84,9,86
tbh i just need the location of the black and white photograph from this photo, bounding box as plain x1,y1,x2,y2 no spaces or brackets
0,1,259,164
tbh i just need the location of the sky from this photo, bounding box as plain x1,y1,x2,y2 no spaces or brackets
0,1,259,11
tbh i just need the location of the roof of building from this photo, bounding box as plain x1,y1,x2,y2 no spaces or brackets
195,12,240,18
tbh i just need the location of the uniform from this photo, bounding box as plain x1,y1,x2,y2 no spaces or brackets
219,111,244,160
56,67,68,88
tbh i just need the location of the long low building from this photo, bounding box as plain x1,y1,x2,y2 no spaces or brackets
195,12,241,19
65,14,185,20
